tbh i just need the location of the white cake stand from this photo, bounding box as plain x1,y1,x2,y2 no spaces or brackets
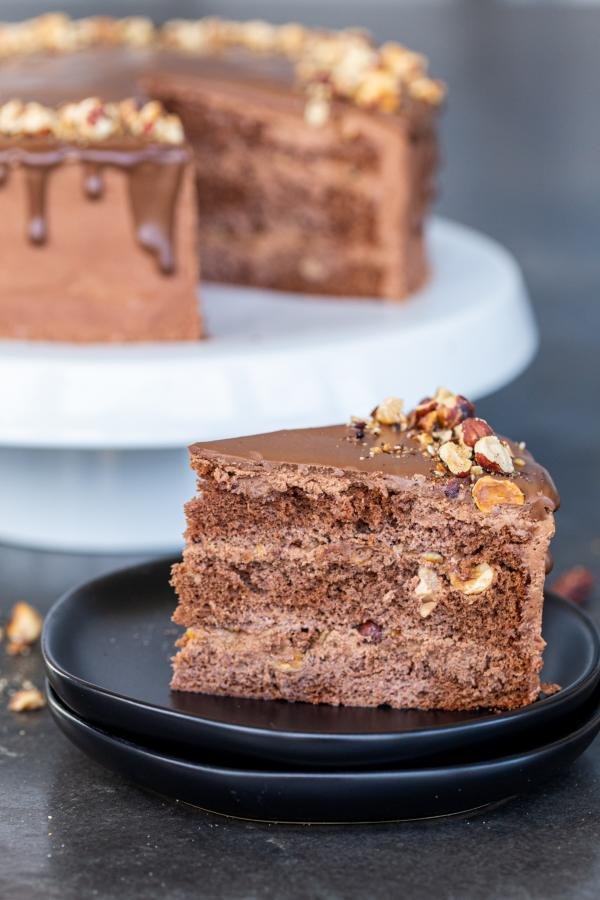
0,218,537,553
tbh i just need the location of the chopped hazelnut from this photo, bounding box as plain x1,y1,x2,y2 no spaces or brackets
435,390,475,429
276,23,307,57
474,435,514,475
123,99,184,143
272,649,305,672
372,397,405,427
354,70,399,112
304,93,331,127
439,441,472,477
0,100,26,135
330,43,377,94
119,16,155,47
1,101,58,137
415,565,442,598
415,432,433,448
410,397,437,429
456,417,494,448
63,97,121,140
379,43,425,79
472,476,525,513
6,602,42,654
410,389,474,433
242,20,278,53
410,77,446,105
421,551,444,564
22,102,56,135
432,428,453,444
419,599,438,618
450,563,494,596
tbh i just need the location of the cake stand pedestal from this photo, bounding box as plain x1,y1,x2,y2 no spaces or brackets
0,218,537,553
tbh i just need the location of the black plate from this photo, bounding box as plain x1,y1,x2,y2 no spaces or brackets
47,682,600,823
43,557,600,769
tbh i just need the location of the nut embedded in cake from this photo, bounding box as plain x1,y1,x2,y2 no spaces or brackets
170,388,559,711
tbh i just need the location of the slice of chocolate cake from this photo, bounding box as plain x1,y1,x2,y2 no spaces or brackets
0,97,201,342
171,389,559,711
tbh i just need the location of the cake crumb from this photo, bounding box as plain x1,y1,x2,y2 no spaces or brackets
5,602,43,655
540,682,561,697
8,685,46,712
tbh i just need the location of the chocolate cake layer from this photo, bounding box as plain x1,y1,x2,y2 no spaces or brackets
0,15,443,303
172,539,541,641
171,392,558,711
172,626,541,711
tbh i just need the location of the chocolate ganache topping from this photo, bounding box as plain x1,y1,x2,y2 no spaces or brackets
0,14,445,116
192,389,559,518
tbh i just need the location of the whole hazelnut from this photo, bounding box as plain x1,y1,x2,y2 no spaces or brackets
474,435,514,475
457,417,494,448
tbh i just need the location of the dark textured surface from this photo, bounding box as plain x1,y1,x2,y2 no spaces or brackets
1,2,600,898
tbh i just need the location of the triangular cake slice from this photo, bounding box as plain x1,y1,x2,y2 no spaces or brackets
171,389,559,710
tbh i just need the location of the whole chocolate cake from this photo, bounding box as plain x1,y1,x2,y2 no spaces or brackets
0,13,444,342
171,389,559,711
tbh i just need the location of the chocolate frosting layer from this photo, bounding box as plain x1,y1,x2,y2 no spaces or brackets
0,43,437,133
192,424,560,513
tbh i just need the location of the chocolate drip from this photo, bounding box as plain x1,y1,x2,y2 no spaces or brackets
80,144,188,275
83,162,104,199
128,160,183,275
0,162,8,187
0,141,189,273
24,165,52,245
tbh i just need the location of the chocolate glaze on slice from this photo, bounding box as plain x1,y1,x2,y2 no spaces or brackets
191,423,560,514
0,46,295,106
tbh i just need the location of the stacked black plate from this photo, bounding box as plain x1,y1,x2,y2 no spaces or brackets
43,558,600,823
